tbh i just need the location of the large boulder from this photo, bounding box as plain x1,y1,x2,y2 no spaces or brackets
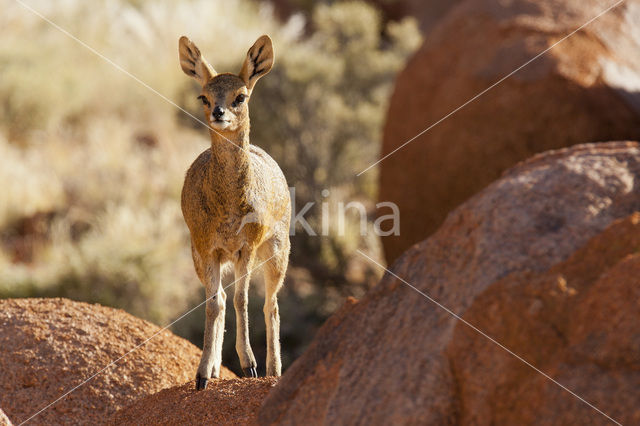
0,298,235,425
258,142,640,424
448,215,640,425
379,0,640,262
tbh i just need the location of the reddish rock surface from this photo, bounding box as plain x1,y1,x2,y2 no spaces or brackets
0,298,234,425
109,378,278,425
258,142,640,424
379,0,640,262
448,214,640,425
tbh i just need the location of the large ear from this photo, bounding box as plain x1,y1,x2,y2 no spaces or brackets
239,35,274,91
178,36,216,86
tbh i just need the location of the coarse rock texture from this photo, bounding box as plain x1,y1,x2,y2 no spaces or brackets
0,298,235,425
0,409,12,426
258,142,640,425
448,214,640,425
379,0,640,263
109,378,278,425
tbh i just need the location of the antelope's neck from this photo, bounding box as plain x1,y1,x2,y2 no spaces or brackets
208,129,253,203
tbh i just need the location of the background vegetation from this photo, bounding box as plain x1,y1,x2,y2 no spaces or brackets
0,0,420,374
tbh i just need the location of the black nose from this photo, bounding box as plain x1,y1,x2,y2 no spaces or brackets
212,105,225,119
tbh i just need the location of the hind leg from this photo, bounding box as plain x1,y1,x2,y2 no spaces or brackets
258,232,290,376
234,246,258,377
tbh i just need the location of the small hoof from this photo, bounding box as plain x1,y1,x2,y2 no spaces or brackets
243,367,258,378
195,373,208,390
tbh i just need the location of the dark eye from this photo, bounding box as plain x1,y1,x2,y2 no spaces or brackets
234,94,246,105
197,95,210,107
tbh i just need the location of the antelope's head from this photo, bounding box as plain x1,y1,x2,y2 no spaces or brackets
178,35,274,133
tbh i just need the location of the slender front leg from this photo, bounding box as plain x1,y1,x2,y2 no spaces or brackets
234,248,257,377
196,259,226,390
